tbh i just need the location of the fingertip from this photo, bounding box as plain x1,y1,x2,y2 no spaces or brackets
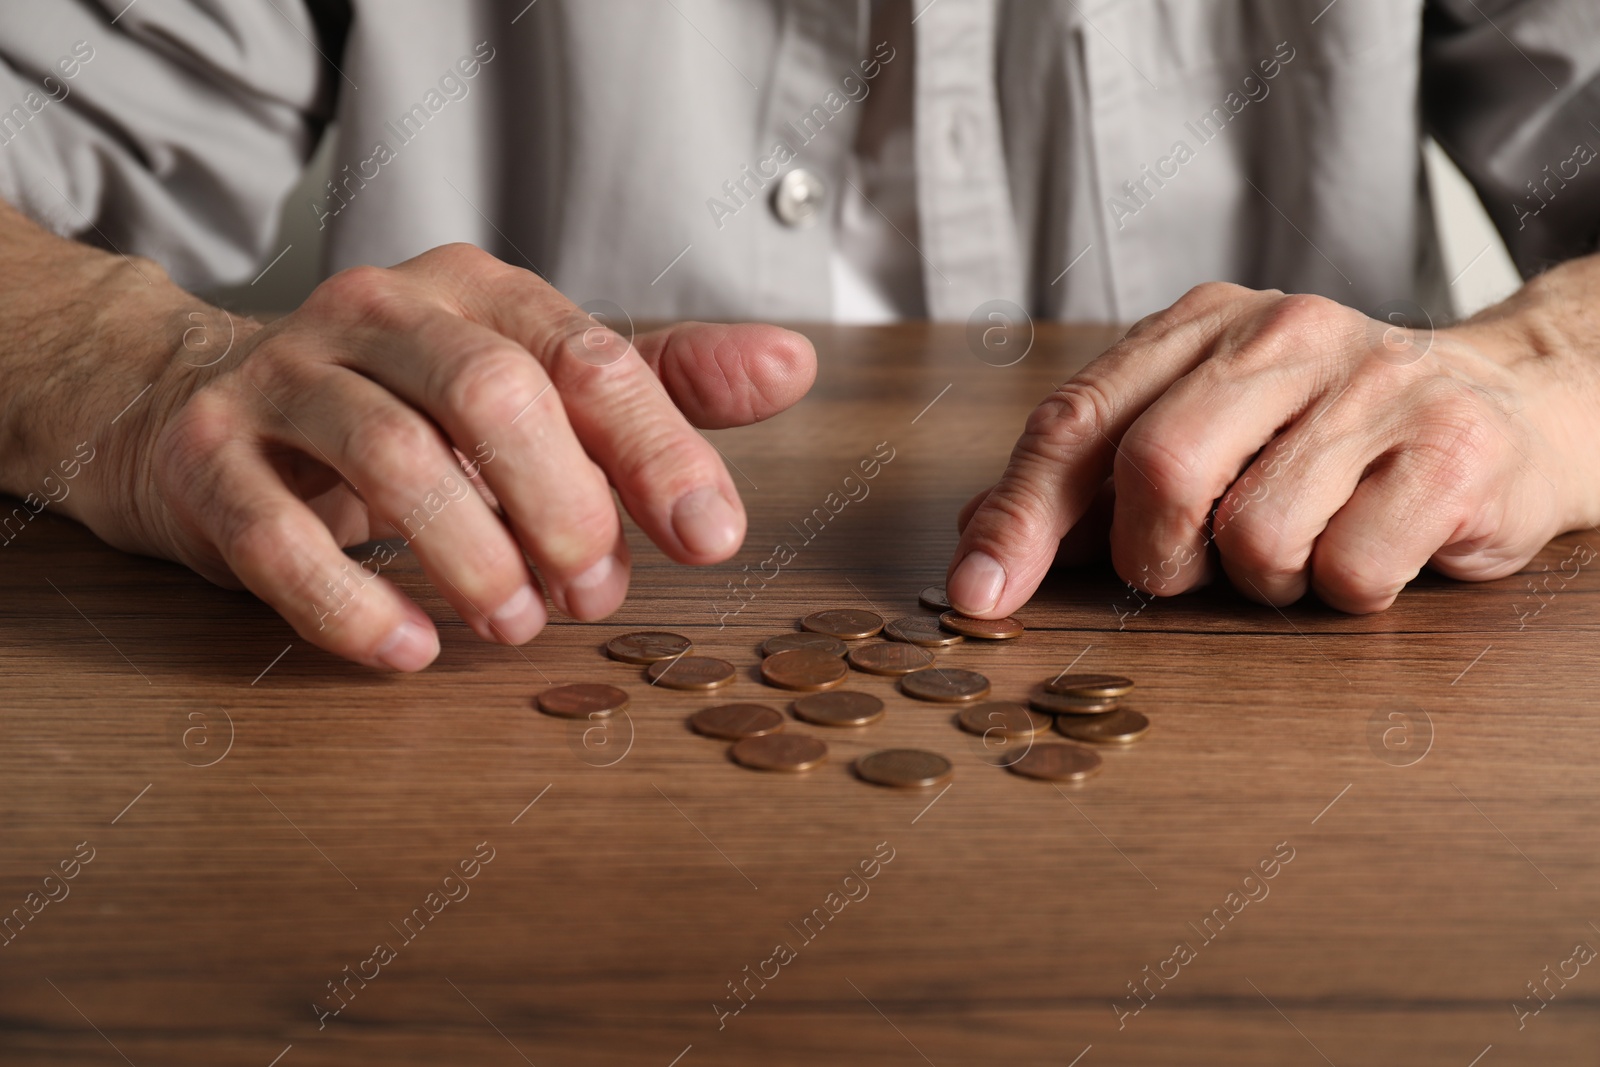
559,543,632,622
485,581,549,643
947,549,1006,616
646,322,817,428
371,618,440,671
717,323,818,423
670,484,745,562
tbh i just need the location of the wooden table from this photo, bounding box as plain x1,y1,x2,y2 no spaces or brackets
3,323,1597,1066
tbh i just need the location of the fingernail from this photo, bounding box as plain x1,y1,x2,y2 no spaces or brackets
672,486,740,557
373,620,439,671
565,553,624,621
488,583,546,644
949,550,1006,615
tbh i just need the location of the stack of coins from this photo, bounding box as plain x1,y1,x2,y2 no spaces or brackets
1028,673,1150,745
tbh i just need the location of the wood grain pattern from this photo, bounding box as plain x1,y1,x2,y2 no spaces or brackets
3,323,1598,1065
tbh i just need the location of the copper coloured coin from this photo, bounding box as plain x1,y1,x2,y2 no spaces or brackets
1027,684,1119,716
848,642,934,676
792,690,885,728
939,610,1024,640
731,734,828,772
957,702,1054,739
918,586,952,612
1008,742,1103,782
884,615,964,648
1057,708,1150,745
801,608,884,640
761,648,849,691
690,703,786,740
856,748,954,789
605,631,692,664
762,632,848,658
899,667,991,703
647,655,736,690
1044,673,1135,699
537,683,629,719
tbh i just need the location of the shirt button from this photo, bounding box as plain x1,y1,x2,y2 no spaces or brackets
772,169,826,228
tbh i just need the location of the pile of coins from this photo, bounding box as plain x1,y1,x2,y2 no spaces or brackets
534,586,1150,789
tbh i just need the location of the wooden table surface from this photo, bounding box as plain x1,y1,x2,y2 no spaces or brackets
3,323,1598,1066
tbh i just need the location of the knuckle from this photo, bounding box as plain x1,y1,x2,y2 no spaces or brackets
1021,378,1116,455
1173,280,1252,318
1313,548,1403,613
1217,512,1309,586
1409,384,1498,474
1221,294,1357,373
555,500,621,560
970,473,1059,556
1116,425,1203,501
223,502,305,578
615,429,719,496
428,243,535,299
424,242,504,275
307,265,408,327
441,348,548,426
343,407,443,486
1267,292,1350,333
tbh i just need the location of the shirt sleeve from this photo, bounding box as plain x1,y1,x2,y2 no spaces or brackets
1423,0,1600,279
0,0,346,288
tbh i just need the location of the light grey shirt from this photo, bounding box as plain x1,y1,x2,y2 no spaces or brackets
1,0,1597,324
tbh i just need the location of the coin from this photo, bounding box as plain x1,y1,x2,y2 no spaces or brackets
884,615,964,648
731,734,828,772
1027,684,1120,716
957,702,1054,739
793,690,885,727
1007,742,1103,782
800,608,884,640
605,631,692,664
918,585,952,612
760,648,849,691
848,641,935,676
537,683,629,719
646,655,736,690
1044,673,1135,699
690,704,786,740
939,610,1024,640
762,632,848,658
1056,708,1150,745
856,748,954,788
899,667,991,703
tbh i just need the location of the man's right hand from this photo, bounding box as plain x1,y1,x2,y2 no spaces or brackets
4,227,815,671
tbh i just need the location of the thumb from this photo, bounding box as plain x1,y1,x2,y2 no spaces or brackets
633,322,817,429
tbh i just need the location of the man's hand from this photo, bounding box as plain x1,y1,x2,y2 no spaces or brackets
1,216,814,671
947,261,1600,618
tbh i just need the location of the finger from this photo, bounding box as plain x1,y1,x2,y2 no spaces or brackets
394,248,748,564
259,364,553,642
1209,386,1381,605
160,410,440,670
1311,391,1553,610
960,479,1114,566
946,283,1251,617
632,322,817,429
342,306,630,620
1110,295,1358,596
1309,450,1476,612
302,482,381,546
957,487,991,533
1059,477,1117,567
